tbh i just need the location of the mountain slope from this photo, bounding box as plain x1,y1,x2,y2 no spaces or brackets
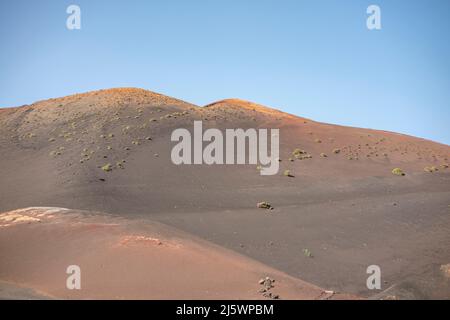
0,87,448,213
1,88,449,299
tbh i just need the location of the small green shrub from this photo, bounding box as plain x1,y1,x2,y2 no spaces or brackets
101,163,112,172
303,249,313,258
283,170,294,177
292,148,306,157
392,168,405,176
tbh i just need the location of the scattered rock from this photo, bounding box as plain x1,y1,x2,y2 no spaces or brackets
424,166,438,173
258,277,279,299
317,290,335,300
263,292,279,299
259,277,274,288
257,202,273,210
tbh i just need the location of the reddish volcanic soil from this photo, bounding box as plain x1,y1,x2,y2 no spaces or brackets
0,207,354,300
0,88,449,299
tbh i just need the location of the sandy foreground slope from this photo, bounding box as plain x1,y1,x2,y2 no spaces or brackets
0,207,353,300
0,88,449,299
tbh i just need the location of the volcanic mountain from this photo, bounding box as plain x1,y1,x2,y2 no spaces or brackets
0,88,449,299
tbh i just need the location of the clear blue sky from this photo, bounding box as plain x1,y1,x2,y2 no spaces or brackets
1,0,449,144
